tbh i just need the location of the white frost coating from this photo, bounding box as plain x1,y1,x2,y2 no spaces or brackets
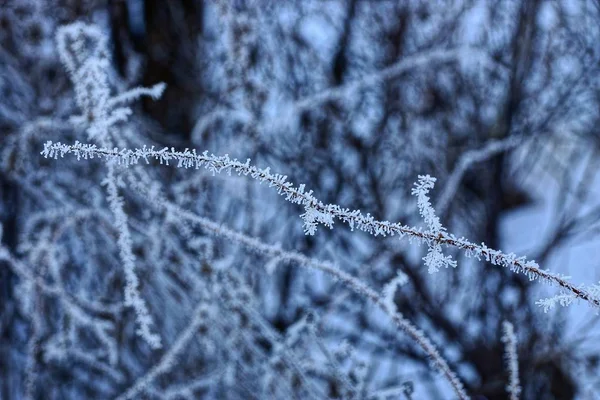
437,136,522,216
102,167,161,349
501,321,521,400
192,47,496,141
54,22,167,348
382,270,408,313
412,175,457,274
42,141,600,311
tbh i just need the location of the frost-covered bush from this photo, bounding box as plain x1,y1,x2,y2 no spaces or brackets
3,2,600,399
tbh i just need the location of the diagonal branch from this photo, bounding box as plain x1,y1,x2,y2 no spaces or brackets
42,140,600,310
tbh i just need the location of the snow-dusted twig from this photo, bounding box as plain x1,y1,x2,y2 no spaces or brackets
382,270,408,314
437,136,522,216
102,166,161,349
107,83,166,108
412,175,457,273
55,22,167,349
501,321,521,400
41,140,600,310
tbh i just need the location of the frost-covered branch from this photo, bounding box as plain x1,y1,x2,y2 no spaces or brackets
412,175,457,274
437,136,522,216
102,166,161,349
54,22,167,349
382,270,408,314
115,301,209,400
42,140,600,310
501,321,521,400
107,83,166,108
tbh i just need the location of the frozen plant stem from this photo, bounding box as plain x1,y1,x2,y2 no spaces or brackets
501,321,521,400
55,22,166,349
436,136,522,217
42,140,600,311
